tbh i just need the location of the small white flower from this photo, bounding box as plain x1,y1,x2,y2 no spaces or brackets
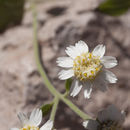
57,40,118,98
83,105,125,130
11,109,53,130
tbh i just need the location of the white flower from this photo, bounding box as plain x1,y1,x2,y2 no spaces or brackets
11,109,53,130
57,40,117,98
83,105,125,130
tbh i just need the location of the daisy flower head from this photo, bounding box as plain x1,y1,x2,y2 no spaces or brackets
57,40,118,98
83,105,125,130
11,109,53,130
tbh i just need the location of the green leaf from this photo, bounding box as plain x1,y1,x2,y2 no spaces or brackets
0,0,25,32
65,78,73,92
97,0,130,16
40,103,53,116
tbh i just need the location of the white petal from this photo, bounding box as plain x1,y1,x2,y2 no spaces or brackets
58,69,74,80
70,80,82,97
101,56,117,68
105,70,117,83
40,120,53,130
75,40,89,54
84,88,92,99
10,128,19,130
83,120,99,130
98,105,124,123
18,112,28,126
92,44,105,58
120,110,126,123
95,80,108,92
82,81,92,99
56,57,73,68
83,121,88,128
65,45,80,59
93,71,108,92
29,109,42,127
106,105,125,123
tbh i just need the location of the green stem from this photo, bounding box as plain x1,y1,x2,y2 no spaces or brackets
50,96,59,121
60,96,90,120
32,1,91,121
32,1,59,97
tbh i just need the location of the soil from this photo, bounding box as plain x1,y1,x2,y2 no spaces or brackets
0,0,130,129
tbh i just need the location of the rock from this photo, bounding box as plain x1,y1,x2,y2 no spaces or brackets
0,0,130,130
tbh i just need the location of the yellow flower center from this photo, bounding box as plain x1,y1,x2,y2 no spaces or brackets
73,52,102,81
20,126,40,130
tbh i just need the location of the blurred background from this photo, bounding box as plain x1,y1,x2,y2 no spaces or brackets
0,0,130,129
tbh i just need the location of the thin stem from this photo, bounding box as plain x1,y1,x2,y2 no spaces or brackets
50,96,59,121
32,1,92,121
60,96,91,120
63,91,69,97
32,1,59,97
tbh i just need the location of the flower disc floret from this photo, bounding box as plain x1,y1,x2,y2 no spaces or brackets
11,109,53,130
57,41,118,98
83,105,125,130
73,52,102,81
20,126,39,130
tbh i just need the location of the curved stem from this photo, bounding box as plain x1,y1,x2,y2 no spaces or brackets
50,96,59,121
32,1,60,97
60,95,91,120
32,1,92,121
